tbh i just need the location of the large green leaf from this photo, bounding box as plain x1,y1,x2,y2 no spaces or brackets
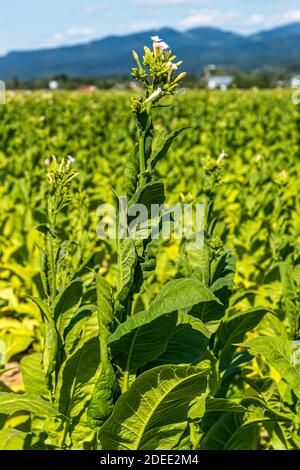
98,365,209,450
20,353,50,399
119,238,137,294
128,182,165,209
115,238,137,321
0,334,33,365
0,429,47,450
205,398,248,414
88,277,119,428
56,336,101,421
150,278,220,316
125,144,139,198
213,410,291,451
146,313,210,368
54,280,83,336
280,262,297,299
109,278,218,371
0,429,27,450
223,421,261,450
27,296,59,378
279,262,300,338
110,312,178,372
148,127,189,171
188,397,247,422
245,336,300,399
219,350,253,397
200,412,259,450
216,307,269,371
0,392,59,417
241,396,292,423
88,362,118,428
189,250,235,323
63,305,96,356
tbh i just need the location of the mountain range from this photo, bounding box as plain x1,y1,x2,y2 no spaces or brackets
1,23,300,80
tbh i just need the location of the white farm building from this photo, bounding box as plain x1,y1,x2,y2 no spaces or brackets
207,76,234,90
290,77,300,89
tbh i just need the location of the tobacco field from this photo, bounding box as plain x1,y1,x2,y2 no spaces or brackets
0,45,300,450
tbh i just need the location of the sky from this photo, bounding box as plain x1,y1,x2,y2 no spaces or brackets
1,0,300,56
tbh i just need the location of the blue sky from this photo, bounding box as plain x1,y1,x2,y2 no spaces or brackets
1,0,300,56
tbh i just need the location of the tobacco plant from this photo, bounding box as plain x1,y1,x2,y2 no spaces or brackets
1,40,300,451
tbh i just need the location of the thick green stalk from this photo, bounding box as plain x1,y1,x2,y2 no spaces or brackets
139,131,146,186
47,197,58,307
48,235,57,306
138,102,153,187
58,420,69,449
122,329,139,392
189,422,199,450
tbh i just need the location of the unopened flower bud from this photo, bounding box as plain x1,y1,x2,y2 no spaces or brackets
173,72,187,83
132,50,143,70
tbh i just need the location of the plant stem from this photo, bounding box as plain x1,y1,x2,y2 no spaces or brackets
47,198,57,306
189,422,199,450
139,131,146,186
122,329,139,392
131,292,141,317
58,419,69,449
48,235,57,305
122,370,130,394
138,103,152,187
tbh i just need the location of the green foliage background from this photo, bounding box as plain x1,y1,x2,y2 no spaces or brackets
0,89,300,449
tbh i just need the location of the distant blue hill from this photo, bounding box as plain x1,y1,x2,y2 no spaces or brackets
1,24,300,80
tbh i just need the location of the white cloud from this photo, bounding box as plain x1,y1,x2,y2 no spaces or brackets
180,9,265,31
180,10,219,28
52,27,97,44
280,10,300,23
278,10,300,23
252,10,300,30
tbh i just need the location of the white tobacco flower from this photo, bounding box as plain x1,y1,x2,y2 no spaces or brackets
167,61,178,71
151,35,162,42
156,41,169,50
217,150,228,163
146,87,162,103
67,155,76,164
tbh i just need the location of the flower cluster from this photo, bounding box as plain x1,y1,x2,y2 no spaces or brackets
131,35,186,112
203,151,227,178
45,155,79,199
202,151,227,194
